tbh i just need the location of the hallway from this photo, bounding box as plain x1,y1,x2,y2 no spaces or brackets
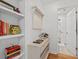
0,0,78,59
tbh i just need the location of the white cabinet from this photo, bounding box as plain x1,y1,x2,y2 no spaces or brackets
57,15,66,43
28,38,49,59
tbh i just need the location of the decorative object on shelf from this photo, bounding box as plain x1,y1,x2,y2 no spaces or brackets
0,0,21,13
14,8,21,13
32,7,44,30
9,25,21,35
5,45,21,59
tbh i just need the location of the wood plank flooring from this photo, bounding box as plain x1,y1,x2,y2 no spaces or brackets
47,53,77,59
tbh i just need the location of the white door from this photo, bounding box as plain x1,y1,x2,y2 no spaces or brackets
57,14,67,53
58,15,66,43
65,8,77,56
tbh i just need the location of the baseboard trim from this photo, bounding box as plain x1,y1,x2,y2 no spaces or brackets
48,51,58,55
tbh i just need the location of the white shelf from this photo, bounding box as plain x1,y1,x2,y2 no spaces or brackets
0,5,24,19
13,53,24,59
0,34,24,39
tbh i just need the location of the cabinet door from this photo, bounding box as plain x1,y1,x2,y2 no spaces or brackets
65,8,77,56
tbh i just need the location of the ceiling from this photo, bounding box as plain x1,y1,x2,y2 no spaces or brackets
41,0,58,5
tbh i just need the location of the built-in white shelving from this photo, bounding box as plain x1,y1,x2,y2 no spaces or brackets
0,0,25,59
0,5,24,19
0,34,24,39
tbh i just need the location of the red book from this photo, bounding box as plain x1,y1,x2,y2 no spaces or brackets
5,45,21,59
6,23,9,35
0,20,4,36
0,20,2,35
4,22,9,35
5,45,21,54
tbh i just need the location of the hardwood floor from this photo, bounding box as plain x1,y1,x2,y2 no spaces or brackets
47,53,77,59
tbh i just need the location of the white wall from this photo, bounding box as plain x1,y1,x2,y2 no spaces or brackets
25,0,44,59
31,0,44,41
42,4,58,53
26,0,44,43
42,0,77,53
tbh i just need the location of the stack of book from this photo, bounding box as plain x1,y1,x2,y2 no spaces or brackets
0,20,9,36
5,45,21,59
